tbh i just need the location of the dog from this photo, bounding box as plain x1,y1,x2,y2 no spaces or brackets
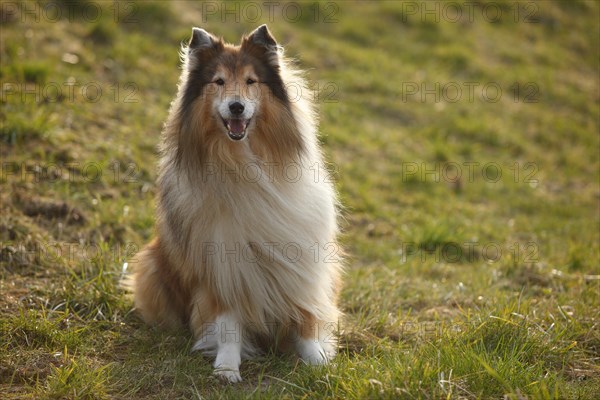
129,25,342,383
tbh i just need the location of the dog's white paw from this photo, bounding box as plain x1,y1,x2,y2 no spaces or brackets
303,351,328,365
297,338,329,365
214,366,242,383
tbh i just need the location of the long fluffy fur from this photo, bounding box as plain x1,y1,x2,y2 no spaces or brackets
129,26,342,361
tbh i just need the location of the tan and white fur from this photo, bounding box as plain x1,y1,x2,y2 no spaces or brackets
129,25,342,383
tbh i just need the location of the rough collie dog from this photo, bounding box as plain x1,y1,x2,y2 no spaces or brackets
130,25,342,382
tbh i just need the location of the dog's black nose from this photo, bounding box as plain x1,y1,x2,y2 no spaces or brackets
229,102,245,115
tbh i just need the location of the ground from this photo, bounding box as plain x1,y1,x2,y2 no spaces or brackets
1,1,599,399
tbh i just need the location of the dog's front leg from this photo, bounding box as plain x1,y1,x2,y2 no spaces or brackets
293,315,336,365
213,312,243,383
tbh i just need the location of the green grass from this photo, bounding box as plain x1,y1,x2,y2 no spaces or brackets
1,0,599,398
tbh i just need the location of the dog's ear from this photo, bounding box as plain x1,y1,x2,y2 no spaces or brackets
242,25,281,65
189,27,219,50
247,24,277,50
186,27,223,71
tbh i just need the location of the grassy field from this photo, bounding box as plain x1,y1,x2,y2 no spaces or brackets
1,0,599,398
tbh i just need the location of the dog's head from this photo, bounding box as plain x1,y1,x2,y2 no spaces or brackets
181,25,289,142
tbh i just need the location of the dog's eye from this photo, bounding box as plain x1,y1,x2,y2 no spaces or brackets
246,78,256,85
215,78,225,86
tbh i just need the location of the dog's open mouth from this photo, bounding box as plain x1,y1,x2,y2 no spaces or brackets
222,118,250,141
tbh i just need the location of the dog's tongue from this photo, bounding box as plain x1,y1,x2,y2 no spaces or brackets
228,119,245,135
